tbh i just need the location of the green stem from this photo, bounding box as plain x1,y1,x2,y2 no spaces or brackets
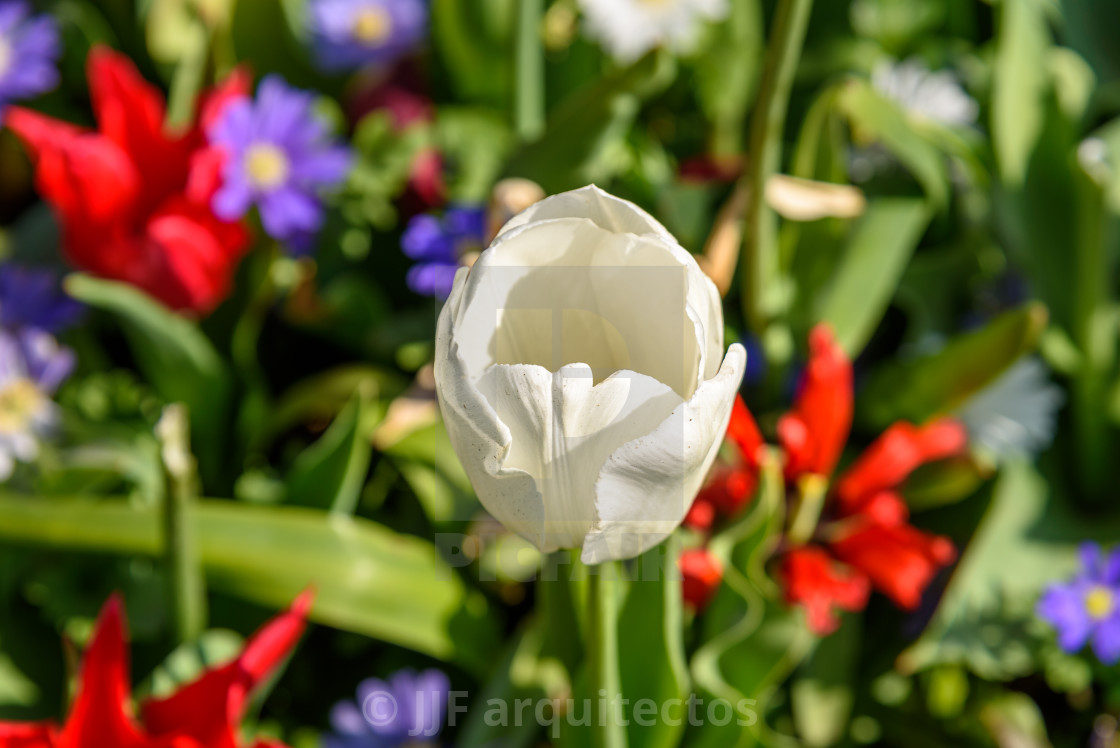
740,0,815,340
513,0,546,142
587,561,627,748
166,25,211,130
786,473,827,546
156,405,207,644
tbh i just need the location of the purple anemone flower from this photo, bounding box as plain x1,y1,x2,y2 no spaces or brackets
208,75,352,251
326,668,450,748
0,1,60,113
401,205,486,298
0,327,74,480
1037,542,1120,664
310,0,428,73
0,264,83,333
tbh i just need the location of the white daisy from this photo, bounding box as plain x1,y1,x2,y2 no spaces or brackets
576,0,729,63
957,357,1064,459
872,58,978,127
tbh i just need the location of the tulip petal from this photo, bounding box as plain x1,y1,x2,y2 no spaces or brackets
435,269,549,547
581,342,746,564
494,184,677,244
476,363,683,550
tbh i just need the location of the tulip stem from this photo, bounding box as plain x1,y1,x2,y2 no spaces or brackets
740,0,814,342
587,562,627,748
787,473,828,546
513,0,546,142
156,405,207,644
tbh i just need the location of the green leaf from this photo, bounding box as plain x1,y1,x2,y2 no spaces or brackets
618,538,690,748
813,198,931,357
838,78,949,208
900,461,1120,679
285,389,378,514
691,457,814,748
507,51,677,193
992,0,1052,186
791,614,861,746
0,495,500,673
858,303,1049,428
386,421,480,524
65,274,232,485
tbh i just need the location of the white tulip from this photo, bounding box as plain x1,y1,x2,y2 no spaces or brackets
434,185,746,564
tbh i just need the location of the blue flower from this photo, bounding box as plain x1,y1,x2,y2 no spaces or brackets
208,76,352,250
0,328,74,480
310,0,428,73
0,1,60,113
0,264,82,333
1037,542,1120,664
326,668,450,748
401,205,486,298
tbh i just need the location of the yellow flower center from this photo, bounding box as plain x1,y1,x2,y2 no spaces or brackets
244,144,290,190
1086,586,1115,621
352,7,392,45
0,379,45,433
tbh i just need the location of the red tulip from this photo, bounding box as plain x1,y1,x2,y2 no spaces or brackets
680,548,724,610
778,546,869,635
778,325,853,480
6,47,251,314
0,591,312,748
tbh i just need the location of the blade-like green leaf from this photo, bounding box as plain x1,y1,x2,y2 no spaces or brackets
64,274,231,483
0,495,499,673
992,0,1051,186
858,303,1049,428
286,389,378,514
814,198,931,356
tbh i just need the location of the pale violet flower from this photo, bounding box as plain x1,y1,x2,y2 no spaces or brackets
871,58,978,127
434,185,746,564
576,0,729,63
0,328,74,480
957,357,1063,459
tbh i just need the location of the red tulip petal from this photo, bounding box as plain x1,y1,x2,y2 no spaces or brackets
87,46,192,213
680,549,723,610
830,523,956,610
726,395,764,468
778,546,869,636
58,595,155,748
834,418,968,512
141,591,314,748
198,66,253,133
0,722,59,748
780,325,853,479
6,107,139,232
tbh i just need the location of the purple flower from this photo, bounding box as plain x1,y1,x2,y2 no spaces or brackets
1037,542,1120,664
310,0,428,73
0,328,74,480
0,264,83,333
326,668,450,748
0,1,60,113
208,75,352,250
401,205,486,298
